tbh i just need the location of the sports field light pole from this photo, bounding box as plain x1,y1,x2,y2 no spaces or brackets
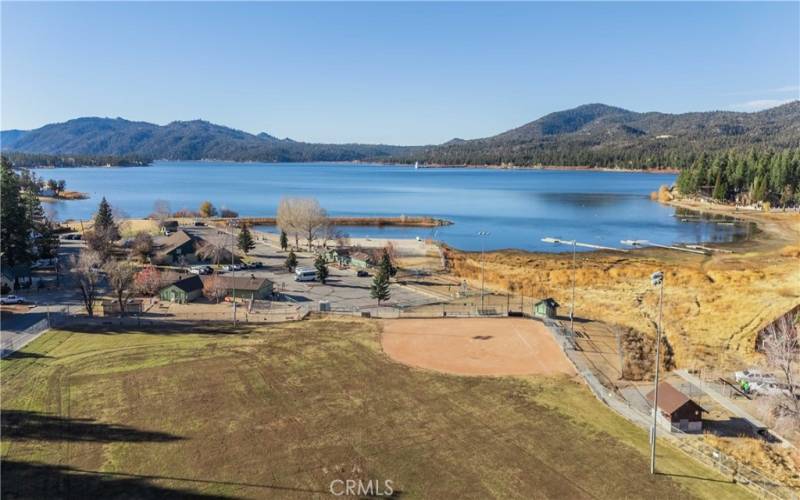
648,270,665,474
541,237,577,335
477,231,490,310
229,222,237,327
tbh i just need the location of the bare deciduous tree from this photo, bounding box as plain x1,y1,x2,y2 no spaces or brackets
197,241,228,266
296,198,327,250
321,222,346,249
151,199,172,222
134,265,162,296
203,275,226,303
71,251,102,317
131,231,155,262
105,260,136,316
277,197,301,249
762,314,799,432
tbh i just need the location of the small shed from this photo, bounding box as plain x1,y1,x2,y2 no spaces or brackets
350,252,372,269
534,298,559,319
159,275,204,304
101,299,144,315
160,220,179,233
646,382,705,432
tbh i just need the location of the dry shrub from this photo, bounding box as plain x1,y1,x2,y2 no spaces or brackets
780,244,800,258
619,327,675,381
703,434,800,488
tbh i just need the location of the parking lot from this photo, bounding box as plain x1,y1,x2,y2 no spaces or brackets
183,226,441,312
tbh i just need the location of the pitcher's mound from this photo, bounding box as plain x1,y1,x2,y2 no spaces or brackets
381,318,575,377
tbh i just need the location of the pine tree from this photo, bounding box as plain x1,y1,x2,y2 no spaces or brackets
370,269,391,305
238,224,255,254
285,250,297,271
379,248,397,277
0,160,33,266
712,171,726,201
314,254,329,284
280,230,288,251
94,197,115,233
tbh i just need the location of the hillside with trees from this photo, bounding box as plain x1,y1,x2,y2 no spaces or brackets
392,102,800,169
2,118,415,163
676,148,800,206
3,103,798,169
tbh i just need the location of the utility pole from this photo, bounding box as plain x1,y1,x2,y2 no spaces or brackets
570,239,576,336
230,224,237,327
649,270,665,475
477,231,489,311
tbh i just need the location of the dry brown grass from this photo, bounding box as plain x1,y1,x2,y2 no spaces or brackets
445,209,800,370
703,434,800,488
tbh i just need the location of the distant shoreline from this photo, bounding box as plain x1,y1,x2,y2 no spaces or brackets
28,158,680,174
365,162,681,174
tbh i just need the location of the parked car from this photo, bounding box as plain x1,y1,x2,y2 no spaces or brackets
357,270,370,277
735,368,777,384
252,262,263,268
0,295,26,305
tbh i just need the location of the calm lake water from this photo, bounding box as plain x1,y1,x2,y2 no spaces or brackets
33,161,752,252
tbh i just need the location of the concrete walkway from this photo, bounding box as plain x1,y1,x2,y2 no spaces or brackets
674,369,769,430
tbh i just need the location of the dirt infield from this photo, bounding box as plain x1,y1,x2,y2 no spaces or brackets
381,318,576,376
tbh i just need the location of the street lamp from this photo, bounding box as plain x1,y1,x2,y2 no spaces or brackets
477,231,490,310
541,237,577,335
229,223,237,327
649,270,665,475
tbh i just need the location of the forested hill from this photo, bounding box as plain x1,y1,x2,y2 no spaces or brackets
390,102,800,169
1,118,416,163
2,102,799,167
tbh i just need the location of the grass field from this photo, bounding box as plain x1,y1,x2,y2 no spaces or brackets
1,319,751,499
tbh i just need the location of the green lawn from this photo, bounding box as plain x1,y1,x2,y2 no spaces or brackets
1,319,751,499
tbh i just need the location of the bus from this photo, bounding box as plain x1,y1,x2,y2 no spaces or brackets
294,266,317,282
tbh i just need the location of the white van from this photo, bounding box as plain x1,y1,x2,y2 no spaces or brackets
294,267,317,282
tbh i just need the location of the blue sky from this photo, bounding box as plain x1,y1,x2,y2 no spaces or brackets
2,2,798,145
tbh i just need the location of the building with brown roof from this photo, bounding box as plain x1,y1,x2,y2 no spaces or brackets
155,230,196,263
646,382,705,432
202,274,273,300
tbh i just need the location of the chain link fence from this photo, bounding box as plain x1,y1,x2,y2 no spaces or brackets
546,322,797,500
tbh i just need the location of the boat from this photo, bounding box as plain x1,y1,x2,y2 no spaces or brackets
414,161,419,169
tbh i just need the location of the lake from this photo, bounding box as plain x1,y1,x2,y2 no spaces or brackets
33,161,753,252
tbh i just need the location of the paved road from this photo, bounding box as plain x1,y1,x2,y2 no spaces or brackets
1,238,83,357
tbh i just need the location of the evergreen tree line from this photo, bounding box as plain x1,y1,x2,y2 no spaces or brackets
2,152,152,169
0,158,60,269
676,148,800,206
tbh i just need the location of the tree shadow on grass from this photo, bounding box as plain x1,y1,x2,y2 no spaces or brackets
1,460,231,499
0,350,52,360
1,410,185,443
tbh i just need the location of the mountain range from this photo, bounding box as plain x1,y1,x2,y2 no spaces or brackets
3,102,799,168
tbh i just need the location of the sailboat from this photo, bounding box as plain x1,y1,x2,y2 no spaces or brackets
414,161,419,169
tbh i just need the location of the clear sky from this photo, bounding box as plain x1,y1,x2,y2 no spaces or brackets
2,2,798,145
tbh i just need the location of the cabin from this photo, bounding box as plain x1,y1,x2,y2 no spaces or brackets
534,298,559,319
350,251,372,269
159,220,179,233
323,248,351,266
645,382,705,432
159,275,204,304
205,275,273,300
155,230,196,264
